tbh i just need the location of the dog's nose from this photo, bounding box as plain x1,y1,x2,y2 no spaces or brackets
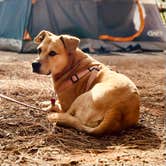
32,62,41,73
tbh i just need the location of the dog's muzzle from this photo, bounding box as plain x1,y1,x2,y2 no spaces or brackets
32,61,41,73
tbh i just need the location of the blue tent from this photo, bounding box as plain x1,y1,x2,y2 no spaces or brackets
0,0,166,53
0,0,31,51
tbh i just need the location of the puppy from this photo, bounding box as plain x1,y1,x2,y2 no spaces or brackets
32,30,140,135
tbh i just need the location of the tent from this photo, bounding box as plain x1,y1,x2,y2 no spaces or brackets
0,0,31,52
0,0,166,53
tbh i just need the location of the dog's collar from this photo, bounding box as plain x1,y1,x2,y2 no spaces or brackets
56,65,101,93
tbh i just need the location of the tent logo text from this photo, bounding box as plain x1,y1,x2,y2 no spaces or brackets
147,30,163,37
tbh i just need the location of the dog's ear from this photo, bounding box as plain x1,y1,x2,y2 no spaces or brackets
34,30,53,44
60,35,80,53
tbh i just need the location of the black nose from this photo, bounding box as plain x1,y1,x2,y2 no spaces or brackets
32,62,41,73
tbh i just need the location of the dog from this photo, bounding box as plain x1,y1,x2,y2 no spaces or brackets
32,30,140,135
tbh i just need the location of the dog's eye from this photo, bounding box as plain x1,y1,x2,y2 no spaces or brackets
48,51,57,56
37,48,42,54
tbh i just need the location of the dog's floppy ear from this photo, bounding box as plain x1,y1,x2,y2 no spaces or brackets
34,30,53,44
60,35,80,53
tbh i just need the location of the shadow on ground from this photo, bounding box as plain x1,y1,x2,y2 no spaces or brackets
41,123,161,152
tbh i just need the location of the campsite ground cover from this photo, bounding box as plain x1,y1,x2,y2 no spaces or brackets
0,51,165,165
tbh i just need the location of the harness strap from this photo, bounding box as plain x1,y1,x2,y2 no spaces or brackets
57,65,101,93
86,69,99,91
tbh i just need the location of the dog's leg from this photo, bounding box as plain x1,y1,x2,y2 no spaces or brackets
79,108,122,135
47,109,123,135
47,113,92,132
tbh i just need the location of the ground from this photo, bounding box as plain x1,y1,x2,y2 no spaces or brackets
0,51,165,166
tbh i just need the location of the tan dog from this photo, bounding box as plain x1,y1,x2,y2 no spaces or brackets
32,30,140,135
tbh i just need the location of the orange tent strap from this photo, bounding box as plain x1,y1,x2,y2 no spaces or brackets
99,0,145,42
23,30,32,41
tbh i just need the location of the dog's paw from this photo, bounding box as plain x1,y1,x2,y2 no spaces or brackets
44,105,56,112
47,113,59,123
44,104,62,113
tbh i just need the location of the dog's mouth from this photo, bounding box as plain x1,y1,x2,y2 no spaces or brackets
47,71,51,75
32,62,51,75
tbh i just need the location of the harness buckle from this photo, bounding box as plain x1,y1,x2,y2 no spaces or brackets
71,74,79,83
88,66,100,72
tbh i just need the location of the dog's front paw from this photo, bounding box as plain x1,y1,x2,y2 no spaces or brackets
47,113,59,123
44,105,61,112
43,105,58,112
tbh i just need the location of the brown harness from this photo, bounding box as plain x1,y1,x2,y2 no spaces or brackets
56,65,101,93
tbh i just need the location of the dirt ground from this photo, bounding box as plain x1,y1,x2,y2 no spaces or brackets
0,51,165,166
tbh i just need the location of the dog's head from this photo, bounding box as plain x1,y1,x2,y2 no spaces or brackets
32,30,80,75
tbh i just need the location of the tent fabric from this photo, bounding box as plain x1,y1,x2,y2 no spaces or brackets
28,0,99,38
28,0,166,42
0,38,22,52
28,0,137,38
0,0,166,53
79,40,166,54
0,0,31,51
